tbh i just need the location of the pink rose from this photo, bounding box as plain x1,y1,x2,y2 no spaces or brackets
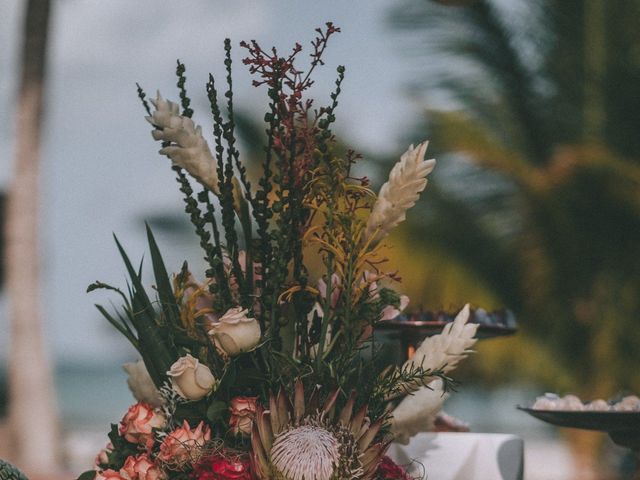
228,396,258,436
119,402,166,450
158,420,211,464
94,442,114,467
122,453,165,480
95,470,129,480
192,452,253,480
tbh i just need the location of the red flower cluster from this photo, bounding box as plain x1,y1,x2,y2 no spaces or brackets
191,453,253,480
376,456,412,480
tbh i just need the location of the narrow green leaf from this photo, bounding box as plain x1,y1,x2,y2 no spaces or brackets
206,400,228,422
95,304,139,350
113,235,154,314
76,471,96,480
145,223,180,326
112,233,177,387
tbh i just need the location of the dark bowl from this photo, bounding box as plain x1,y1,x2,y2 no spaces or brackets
518,406,640,432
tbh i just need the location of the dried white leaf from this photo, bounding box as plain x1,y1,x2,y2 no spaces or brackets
364,141,435,245
147,91,220,195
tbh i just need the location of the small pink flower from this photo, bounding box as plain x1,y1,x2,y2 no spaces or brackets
181,274,218,325
95,442,114,467
158,420,211,464
317,274,341,308
380,295,410,321
238,250,262,283
229,396,258,436
119,402,166,450
122,453,166,480
225,251,263,314
362,270,410,320
95,469,129,480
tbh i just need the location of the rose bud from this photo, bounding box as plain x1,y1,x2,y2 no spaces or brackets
208,307,261,357
166,354,217,401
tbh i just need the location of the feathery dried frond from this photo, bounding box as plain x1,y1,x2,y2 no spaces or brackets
364,141,435,246
146,91,220,194
390,379,448,445
408,303,477,375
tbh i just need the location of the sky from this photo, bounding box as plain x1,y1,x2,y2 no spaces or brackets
0,0,428,364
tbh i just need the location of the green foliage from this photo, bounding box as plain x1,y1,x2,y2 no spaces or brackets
75,472,95,480
0,460,28,480
103,423,138,471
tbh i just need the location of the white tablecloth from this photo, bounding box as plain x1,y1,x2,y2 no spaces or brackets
387,432,524,480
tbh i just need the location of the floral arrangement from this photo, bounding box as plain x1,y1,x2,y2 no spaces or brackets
78,24,477,480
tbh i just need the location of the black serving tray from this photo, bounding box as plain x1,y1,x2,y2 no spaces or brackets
518,406,640,432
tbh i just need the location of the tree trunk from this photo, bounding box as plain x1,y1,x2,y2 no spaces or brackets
5,0,60,473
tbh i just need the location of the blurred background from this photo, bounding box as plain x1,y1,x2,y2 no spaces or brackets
1,0,639,478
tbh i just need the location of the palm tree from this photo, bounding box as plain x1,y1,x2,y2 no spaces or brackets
4,0,60,473
387,1,640,469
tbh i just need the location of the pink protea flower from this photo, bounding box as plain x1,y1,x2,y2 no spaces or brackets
119,402,166,450
122,453,166,480
158,420,212,465
250,381,389,480
229,396,259,436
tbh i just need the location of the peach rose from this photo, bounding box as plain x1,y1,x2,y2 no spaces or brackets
119,402,166,450
158,420,211,464
208,307,261,357
122,453,165,480
95,470,129,480
229,396,258,436
95,442,114,467
166,354,217,401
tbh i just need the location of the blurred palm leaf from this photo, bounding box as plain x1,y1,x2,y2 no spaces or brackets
387,0,640,392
